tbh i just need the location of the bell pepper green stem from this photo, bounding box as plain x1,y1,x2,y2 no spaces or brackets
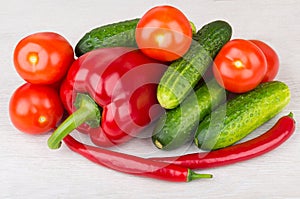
48,93,101,149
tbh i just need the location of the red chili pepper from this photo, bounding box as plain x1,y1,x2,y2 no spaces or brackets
149,113,296,169
48,47,166,149
63,135,212,182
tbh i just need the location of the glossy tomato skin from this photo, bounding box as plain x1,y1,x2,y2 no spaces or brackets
13,32,74,85
135,5,192,62
213,39,267,93
249,40,279,82
9,83,64,134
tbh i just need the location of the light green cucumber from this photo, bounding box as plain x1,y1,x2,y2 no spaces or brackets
157,20,232,109
195,81,291,150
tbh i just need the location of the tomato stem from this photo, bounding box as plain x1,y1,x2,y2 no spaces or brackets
48,93,101,149
287,112,293,118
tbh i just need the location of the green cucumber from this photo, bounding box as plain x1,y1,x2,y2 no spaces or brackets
195,81,291,151
157,20,232,109
75,19,197,57
152,79,226,150
75,18,139,57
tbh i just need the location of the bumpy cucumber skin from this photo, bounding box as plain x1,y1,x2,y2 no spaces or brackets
75,18,139,57
75,19,197,57
157,20,232,109
152,79,226,150
195,81,291,151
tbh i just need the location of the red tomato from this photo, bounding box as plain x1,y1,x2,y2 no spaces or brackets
13,32,74,85
9,83,64,134
249,40,279,82
135,5,192,62
213,39,267,93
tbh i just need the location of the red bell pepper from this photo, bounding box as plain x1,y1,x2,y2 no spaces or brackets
48,47,166,149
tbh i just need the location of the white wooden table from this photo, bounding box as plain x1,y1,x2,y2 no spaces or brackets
1,0,300,198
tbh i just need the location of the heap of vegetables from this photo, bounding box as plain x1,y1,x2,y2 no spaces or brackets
9,5,295,182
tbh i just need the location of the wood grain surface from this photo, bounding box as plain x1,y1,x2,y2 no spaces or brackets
1,0,300,198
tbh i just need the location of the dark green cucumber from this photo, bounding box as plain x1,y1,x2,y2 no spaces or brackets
75,18,139,57
157,20,232,109
152,79,226,150
75,19,197,57
195,81,291,151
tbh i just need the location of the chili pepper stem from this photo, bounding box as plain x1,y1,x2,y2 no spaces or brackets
48,93,101,149
187,169,213,182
